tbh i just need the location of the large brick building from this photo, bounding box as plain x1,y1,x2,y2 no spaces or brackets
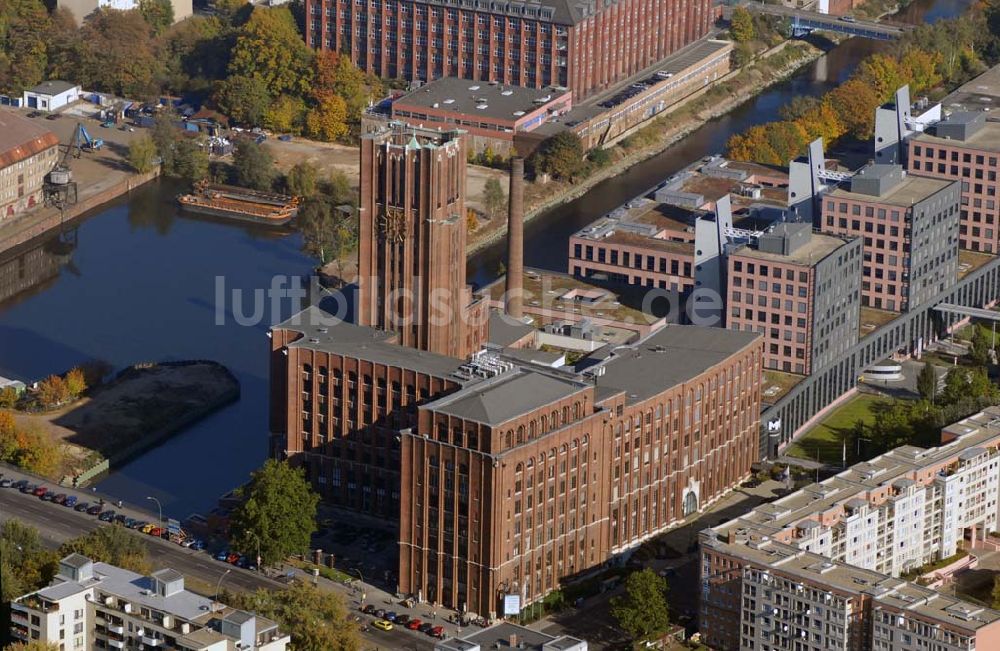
305,0,713,99
0,110,59,222
270,123,764,618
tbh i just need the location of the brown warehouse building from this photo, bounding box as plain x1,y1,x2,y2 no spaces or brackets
270,123,763,618
304,0,713,99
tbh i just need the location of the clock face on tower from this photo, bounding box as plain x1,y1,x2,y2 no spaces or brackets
378,207,407,243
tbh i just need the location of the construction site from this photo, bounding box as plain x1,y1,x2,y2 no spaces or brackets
0,112,154,256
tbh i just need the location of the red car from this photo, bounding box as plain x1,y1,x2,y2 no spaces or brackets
226,553,240,564
33,486,48,497
430,625,445,639
406,619,422,631
148,527,163,537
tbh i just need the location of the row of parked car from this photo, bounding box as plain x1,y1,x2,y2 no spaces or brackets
0,475,205,551
213,549,258,571
360,604,446,638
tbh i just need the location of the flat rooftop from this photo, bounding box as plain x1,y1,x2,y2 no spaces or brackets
274,305,472,380
939,64,1000,113
826,173,955,208
912,119,1000,153
0,109,60,167
423,368,590,426
393,77,569,124
588,324,760,403
729,231,854,265
443,622,585,651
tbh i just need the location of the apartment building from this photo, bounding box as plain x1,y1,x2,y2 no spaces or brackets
304,0,713,100
10,554,289,650
700,406,1000,651
0,109,59,222
726,222,861,375
907,111,1000,253
820,164,960,312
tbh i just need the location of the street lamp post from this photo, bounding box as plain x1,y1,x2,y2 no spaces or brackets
146,496,163,524
214,568,232,611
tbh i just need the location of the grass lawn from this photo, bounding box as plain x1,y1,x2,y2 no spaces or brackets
784,393,887,465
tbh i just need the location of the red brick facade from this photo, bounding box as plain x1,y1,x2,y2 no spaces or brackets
305,0,713,99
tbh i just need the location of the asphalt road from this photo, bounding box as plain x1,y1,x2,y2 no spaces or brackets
0,469,434,650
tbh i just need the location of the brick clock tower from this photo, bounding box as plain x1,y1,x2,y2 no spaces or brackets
357,123,487,359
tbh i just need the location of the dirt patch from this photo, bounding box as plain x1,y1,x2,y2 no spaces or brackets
52,361,238,456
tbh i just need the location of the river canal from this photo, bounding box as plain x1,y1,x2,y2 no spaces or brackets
0,0,971,518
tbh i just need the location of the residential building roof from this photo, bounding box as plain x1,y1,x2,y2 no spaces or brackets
24,80,78,96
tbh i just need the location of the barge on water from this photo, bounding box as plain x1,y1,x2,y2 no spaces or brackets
177,182,299,226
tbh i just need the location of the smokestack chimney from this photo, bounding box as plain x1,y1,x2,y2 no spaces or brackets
505,157,525,319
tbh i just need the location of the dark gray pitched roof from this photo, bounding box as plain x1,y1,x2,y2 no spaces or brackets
424,369,588,425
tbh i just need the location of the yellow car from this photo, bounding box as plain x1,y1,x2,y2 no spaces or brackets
140,523,156,534
372,619,393,632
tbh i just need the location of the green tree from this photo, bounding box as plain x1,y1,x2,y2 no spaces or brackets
172,138,209,182
611,568,671,642
233,140,276,191
993,575,1000,609
917,361,938,402
1,520,58,603
482,176,506,219
228,7,314,98
536,131,585,181
59,526,151,575
297,197,357,269
64,368,86,398
730,6,756,43
215,75,272,127
970,326,993,366
128,134,158,174
286,161,318,198
138,0,175,35
224,582,360,651
160,16,228,96
324,170,353,204
229,460,319,565
942,367,971,405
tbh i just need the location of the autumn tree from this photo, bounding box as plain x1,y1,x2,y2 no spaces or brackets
827,78,880,140
233,140,276,191
482,177,506,219
730,6,755,43
0,386,19,409
228,7,314,98
0,410,17,460
129,135,159,174
611,569,671,642
264,94,306,134
59,526,151,575
64,367,86,398
305,93,349,142
35,375,70,409
3,641,60,651
224,582,360,651
11,424,63,478
229,460,319,565
312,52,377,126
856,53,904,104
160,16,229,96
0,0,51,94
298,197,357,269
75,8,162,99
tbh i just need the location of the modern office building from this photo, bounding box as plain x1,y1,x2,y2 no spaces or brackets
726,222,861,375
0,109,59,222
357,122,488,359
907,111,1000,254
819,164,960,312
304,0,713,99
10,554,289,650
700,406,1000,651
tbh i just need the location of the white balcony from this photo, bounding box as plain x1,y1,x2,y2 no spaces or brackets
108,624,124,635
141,635,163,646
108,640,125,649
